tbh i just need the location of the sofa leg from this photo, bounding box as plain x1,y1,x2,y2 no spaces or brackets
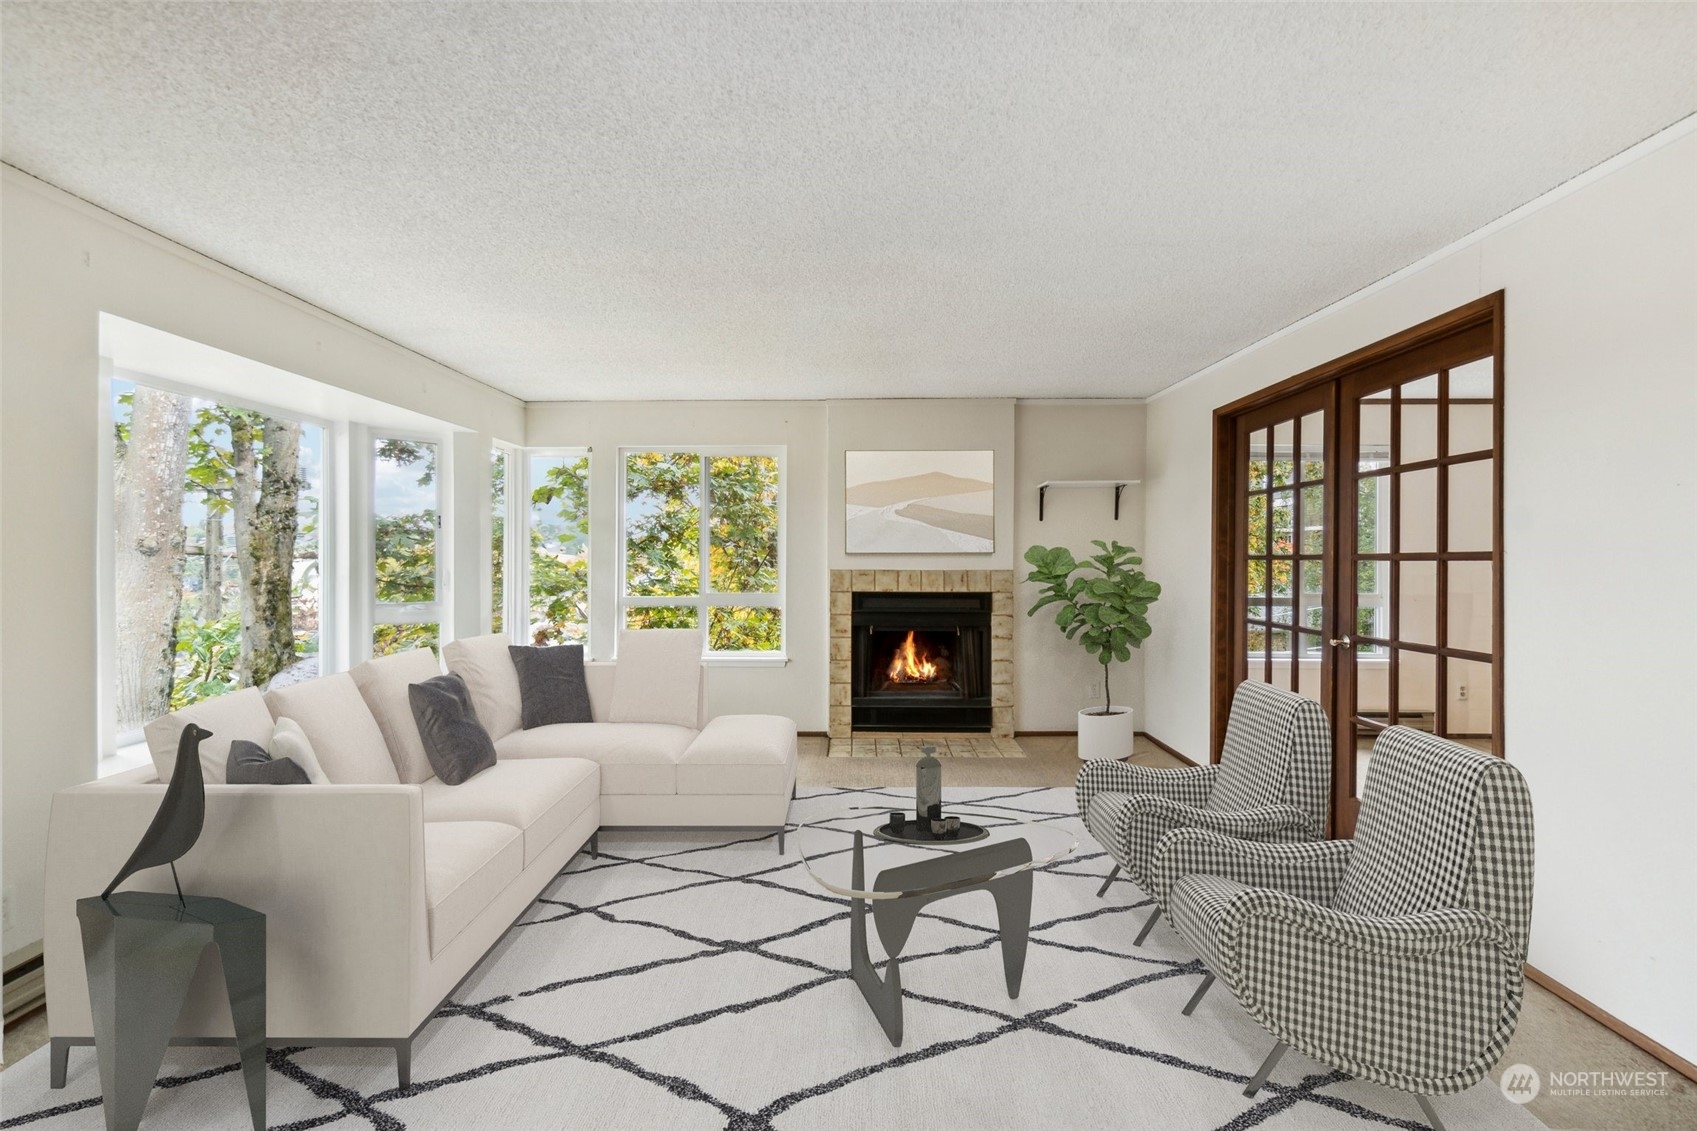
49,1038,70,1089
394,1040,412,1091
792,780,798,800
588,832,598,859
1413,1094,1447,1131
1095,865,1121,898
1242,1040,1288,1098
777,826,786,854
1181,972,1214,1016
1134,906,1161,946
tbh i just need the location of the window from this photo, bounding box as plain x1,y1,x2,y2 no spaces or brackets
528,451,590,645
620,450,782,655
372,436,441,656
110,377,324,737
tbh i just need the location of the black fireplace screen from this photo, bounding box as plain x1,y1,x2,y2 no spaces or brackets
851,592,991,731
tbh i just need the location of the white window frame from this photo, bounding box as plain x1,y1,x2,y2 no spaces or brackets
617,446,786,663
490,442,521,639
367,428,449,656
518,447,593,649
101,367,339,759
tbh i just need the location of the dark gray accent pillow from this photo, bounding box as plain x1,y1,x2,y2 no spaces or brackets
509,644,593,729
408,673,496,785
226,739,312,785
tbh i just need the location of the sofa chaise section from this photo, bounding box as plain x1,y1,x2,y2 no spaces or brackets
444,634,798,844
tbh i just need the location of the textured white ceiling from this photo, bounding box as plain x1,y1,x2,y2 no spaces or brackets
5,3,1696,401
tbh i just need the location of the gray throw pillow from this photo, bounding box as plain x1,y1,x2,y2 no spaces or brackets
226,739,312,785
509,644,593,729
408,673,496,785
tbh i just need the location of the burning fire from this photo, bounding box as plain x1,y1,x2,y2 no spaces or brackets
887,631,939,683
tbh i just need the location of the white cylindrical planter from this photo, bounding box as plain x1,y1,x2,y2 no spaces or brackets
1077,706,1135,761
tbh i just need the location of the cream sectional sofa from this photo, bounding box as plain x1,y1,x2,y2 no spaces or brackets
44,633,797,1088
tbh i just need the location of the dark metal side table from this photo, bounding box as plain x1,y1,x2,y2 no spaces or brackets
66,892,266,1131
797,808,1076,1046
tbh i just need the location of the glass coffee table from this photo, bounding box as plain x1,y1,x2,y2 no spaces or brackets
796,806,1076,1046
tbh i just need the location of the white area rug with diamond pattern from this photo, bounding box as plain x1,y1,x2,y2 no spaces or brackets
0,787,1544,1130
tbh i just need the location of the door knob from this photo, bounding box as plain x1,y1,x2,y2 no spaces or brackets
1329,635,1354,650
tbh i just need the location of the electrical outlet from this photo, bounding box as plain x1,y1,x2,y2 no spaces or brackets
1457,684,1469,700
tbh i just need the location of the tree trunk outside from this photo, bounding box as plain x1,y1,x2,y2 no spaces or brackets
246,417,302,688
229,413,260,686
114,386,191,730
200,503,223,620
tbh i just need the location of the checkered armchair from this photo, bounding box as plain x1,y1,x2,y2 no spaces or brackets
1075,681,1330,937
1153,727,1535,1117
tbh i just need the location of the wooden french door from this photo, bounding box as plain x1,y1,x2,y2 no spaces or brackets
1213,295,1504,837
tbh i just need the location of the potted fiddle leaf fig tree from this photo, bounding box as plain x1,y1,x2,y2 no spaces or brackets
1024,540,1160,760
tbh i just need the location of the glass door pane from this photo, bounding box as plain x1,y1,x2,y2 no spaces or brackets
1236,390,1329,707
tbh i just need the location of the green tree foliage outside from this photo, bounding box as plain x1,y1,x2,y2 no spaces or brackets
1244,455,1384,654
530,454,590,645
372,439,439,657
373,623,440,657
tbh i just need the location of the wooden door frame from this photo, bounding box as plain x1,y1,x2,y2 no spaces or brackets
1209,293,1506,834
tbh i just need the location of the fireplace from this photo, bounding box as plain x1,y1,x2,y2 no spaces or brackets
851,592,991,732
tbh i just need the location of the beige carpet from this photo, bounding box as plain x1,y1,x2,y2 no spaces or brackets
825,732,1026,758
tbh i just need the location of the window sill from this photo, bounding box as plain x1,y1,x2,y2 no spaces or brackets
703,653,789,668
100,741,154,780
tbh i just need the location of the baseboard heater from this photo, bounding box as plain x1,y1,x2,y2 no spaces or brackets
4,943,46,1025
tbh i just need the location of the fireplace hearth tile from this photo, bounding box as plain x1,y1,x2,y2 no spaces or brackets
826,734,1028,759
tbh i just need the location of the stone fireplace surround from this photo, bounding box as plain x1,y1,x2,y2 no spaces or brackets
829,569,1015,738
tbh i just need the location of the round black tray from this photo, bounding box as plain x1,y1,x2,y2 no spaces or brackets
871,818,990,845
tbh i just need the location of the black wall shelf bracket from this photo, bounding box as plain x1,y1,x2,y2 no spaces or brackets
1035,480,1141,522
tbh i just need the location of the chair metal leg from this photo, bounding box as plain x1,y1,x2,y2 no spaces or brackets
1095,865,1121,897
49,1038,70,1088
1134,906,1161,946
1413,1094,1447,1131
1180,972,1214,1016
1242,1040,1288,1098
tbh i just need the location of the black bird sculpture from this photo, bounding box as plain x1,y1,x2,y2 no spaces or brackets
102,723,211,901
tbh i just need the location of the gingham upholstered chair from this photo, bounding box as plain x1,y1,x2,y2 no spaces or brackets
1150,728,1535,1131
1074,680,1330,945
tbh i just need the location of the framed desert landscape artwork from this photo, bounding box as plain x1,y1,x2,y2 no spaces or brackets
844,450,995,554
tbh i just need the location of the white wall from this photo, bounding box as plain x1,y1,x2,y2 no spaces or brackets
1142,130,1697,1061
0,169,524,957
524,401,831,731
1013,403,1148,730
526,397,1140,734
